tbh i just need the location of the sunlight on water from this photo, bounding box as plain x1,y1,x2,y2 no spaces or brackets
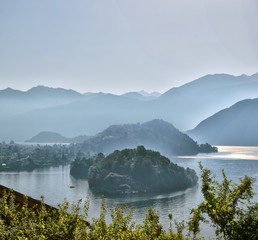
176,145,258,160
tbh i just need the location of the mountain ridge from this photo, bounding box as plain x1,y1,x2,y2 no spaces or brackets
1,72,258,142
80,119,217,157
188,98,258,145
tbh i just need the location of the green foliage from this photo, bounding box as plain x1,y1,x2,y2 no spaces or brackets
70,153,104,178
0,190,90,239
0,190,186,240
188,163,258,240
0,142,77,171
198,144,218,153
87,146,198,194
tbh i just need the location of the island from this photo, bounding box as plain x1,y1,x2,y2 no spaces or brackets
71,146,198,194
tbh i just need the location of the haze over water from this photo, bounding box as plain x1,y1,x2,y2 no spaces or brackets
0,146,257,239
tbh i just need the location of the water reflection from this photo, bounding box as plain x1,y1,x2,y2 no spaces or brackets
0,146,257,238
176,145,258,160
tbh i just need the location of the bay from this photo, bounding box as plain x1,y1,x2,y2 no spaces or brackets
0,146,257,239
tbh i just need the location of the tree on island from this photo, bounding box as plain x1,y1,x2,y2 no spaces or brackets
71,146,198,194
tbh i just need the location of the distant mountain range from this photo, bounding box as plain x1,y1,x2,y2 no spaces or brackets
0,86,160,118
1,72,258,142
188,98,258,146
0,86,84,117
80,119,217,156
120,91,159,101
26,131,91,143
157,72,258,131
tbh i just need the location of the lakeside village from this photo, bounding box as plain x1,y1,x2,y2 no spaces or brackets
0,141,79,171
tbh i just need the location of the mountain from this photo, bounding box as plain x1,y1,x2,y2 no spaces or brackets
153,72,258,130
0,86,84,117
121,90,161,101
26,131,69,143
80,119,217,156
121,92,157,101
138,90,161,97
0,93,151,141
1,72,258,141
82,92,109,100
26,86,82,98
0,86,82,100
188,98,258,145
25,131,91,143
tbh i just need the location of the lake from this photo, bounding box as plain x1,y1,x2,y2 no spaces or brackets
0,146,257,239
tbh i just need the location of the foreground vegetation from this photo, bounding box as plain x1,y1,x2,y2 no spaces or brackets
1,164,257,239
71,146,198,194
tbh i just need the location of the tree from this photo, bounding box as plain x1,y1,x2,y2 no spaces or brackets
188,163,258,240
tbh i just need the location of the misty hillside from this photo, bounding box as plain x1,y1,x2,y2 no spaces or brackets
154,72,258,130
0,86,158,119
188,98,258,145
1,72,258,141
138,90,161,98
0,93,152,141
0,86,84,117
80,119,217,156
26,131,69,143
121,90,161,101
121,92,157,101
26,131,91,143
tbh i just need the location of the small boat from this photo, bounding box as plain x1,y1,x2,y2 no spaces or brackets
69,185,75,188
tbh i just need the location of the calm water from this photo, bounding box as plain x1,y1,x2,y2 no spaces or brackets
0,146,257,239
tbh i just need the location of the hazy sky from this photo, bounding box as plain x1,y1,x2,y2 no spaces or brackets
0,0,257,94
